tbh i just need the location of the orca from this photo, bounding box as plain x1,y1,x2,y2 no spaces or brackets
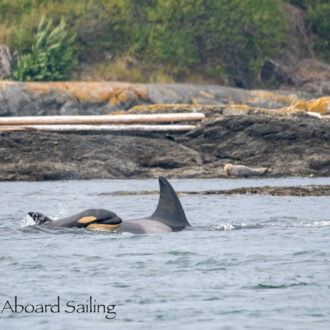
28,209,122,232
116,176,192,234
28,177,192,234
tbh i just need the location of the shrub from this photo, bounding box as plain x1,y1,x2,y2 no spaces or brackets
4,1,288,85
284,0,330,62
13,16,77,81
307,1,330,61
130,0,286,84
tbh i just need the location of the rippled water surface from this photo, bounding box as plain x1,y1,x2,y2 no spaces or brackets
0,178,329,329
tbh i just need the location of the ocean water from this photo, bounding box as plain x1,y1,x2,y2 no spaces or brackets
0,178,329,330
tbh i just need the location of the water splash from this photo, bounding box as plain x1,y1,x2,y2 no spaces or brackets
21,214,35,227
55,201,70,218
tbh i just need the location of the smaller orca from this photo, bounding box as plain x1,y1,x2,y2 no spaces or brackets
28,209,122,232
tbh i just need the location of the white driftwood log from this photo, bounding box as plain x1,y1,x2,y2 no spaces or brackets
307,112,330,119
307,112,322,119
0,113,205,126
0,124,197,132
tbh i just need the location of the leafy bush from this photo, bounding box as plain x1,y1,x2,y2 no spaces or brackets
0,1,291,85
13,16,77,81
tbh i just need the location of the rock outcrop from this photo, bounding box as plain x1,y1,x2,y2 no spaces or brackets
0,81,149,116
100,185,330,197
0,81,329,181
0,81,320,117
0,110,329,180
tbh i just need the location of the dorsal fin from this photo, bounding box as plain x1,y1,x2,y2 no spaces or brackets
150,177,191,229
28,212,52,225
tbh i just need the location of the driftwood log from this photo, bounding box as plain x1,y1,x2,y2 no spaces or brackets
0,113,205,126
0,124,197,132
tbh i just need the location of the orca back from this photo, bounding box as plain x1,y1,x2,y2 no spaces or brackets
149,176,191,230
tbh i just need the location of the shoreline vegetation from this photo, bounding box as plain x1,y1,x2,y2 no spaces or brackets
0,1,329,92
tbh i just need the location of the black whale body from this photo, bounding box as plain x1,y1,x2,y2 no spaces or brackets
28,177,192,234
28,208,123,231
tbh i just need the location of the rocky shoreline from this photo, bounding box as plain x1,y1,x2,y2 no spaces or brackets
0,81,320,117
99,185,330,197
1,111,329,181
0,82,329,181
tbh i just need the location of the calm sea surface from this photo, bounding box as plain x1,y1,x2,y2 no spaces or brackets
0,178,329,330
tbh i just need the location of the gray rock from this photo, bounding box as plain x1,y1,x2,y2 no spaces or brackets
0,45,12,79
60,100,80,115
2,83,30,116
0,113,329,181
0,82,317,117
146,83,313,109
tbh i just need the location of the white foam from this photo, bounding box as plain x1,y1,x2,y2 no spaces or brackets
302,220,330,227
213,222,248,231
